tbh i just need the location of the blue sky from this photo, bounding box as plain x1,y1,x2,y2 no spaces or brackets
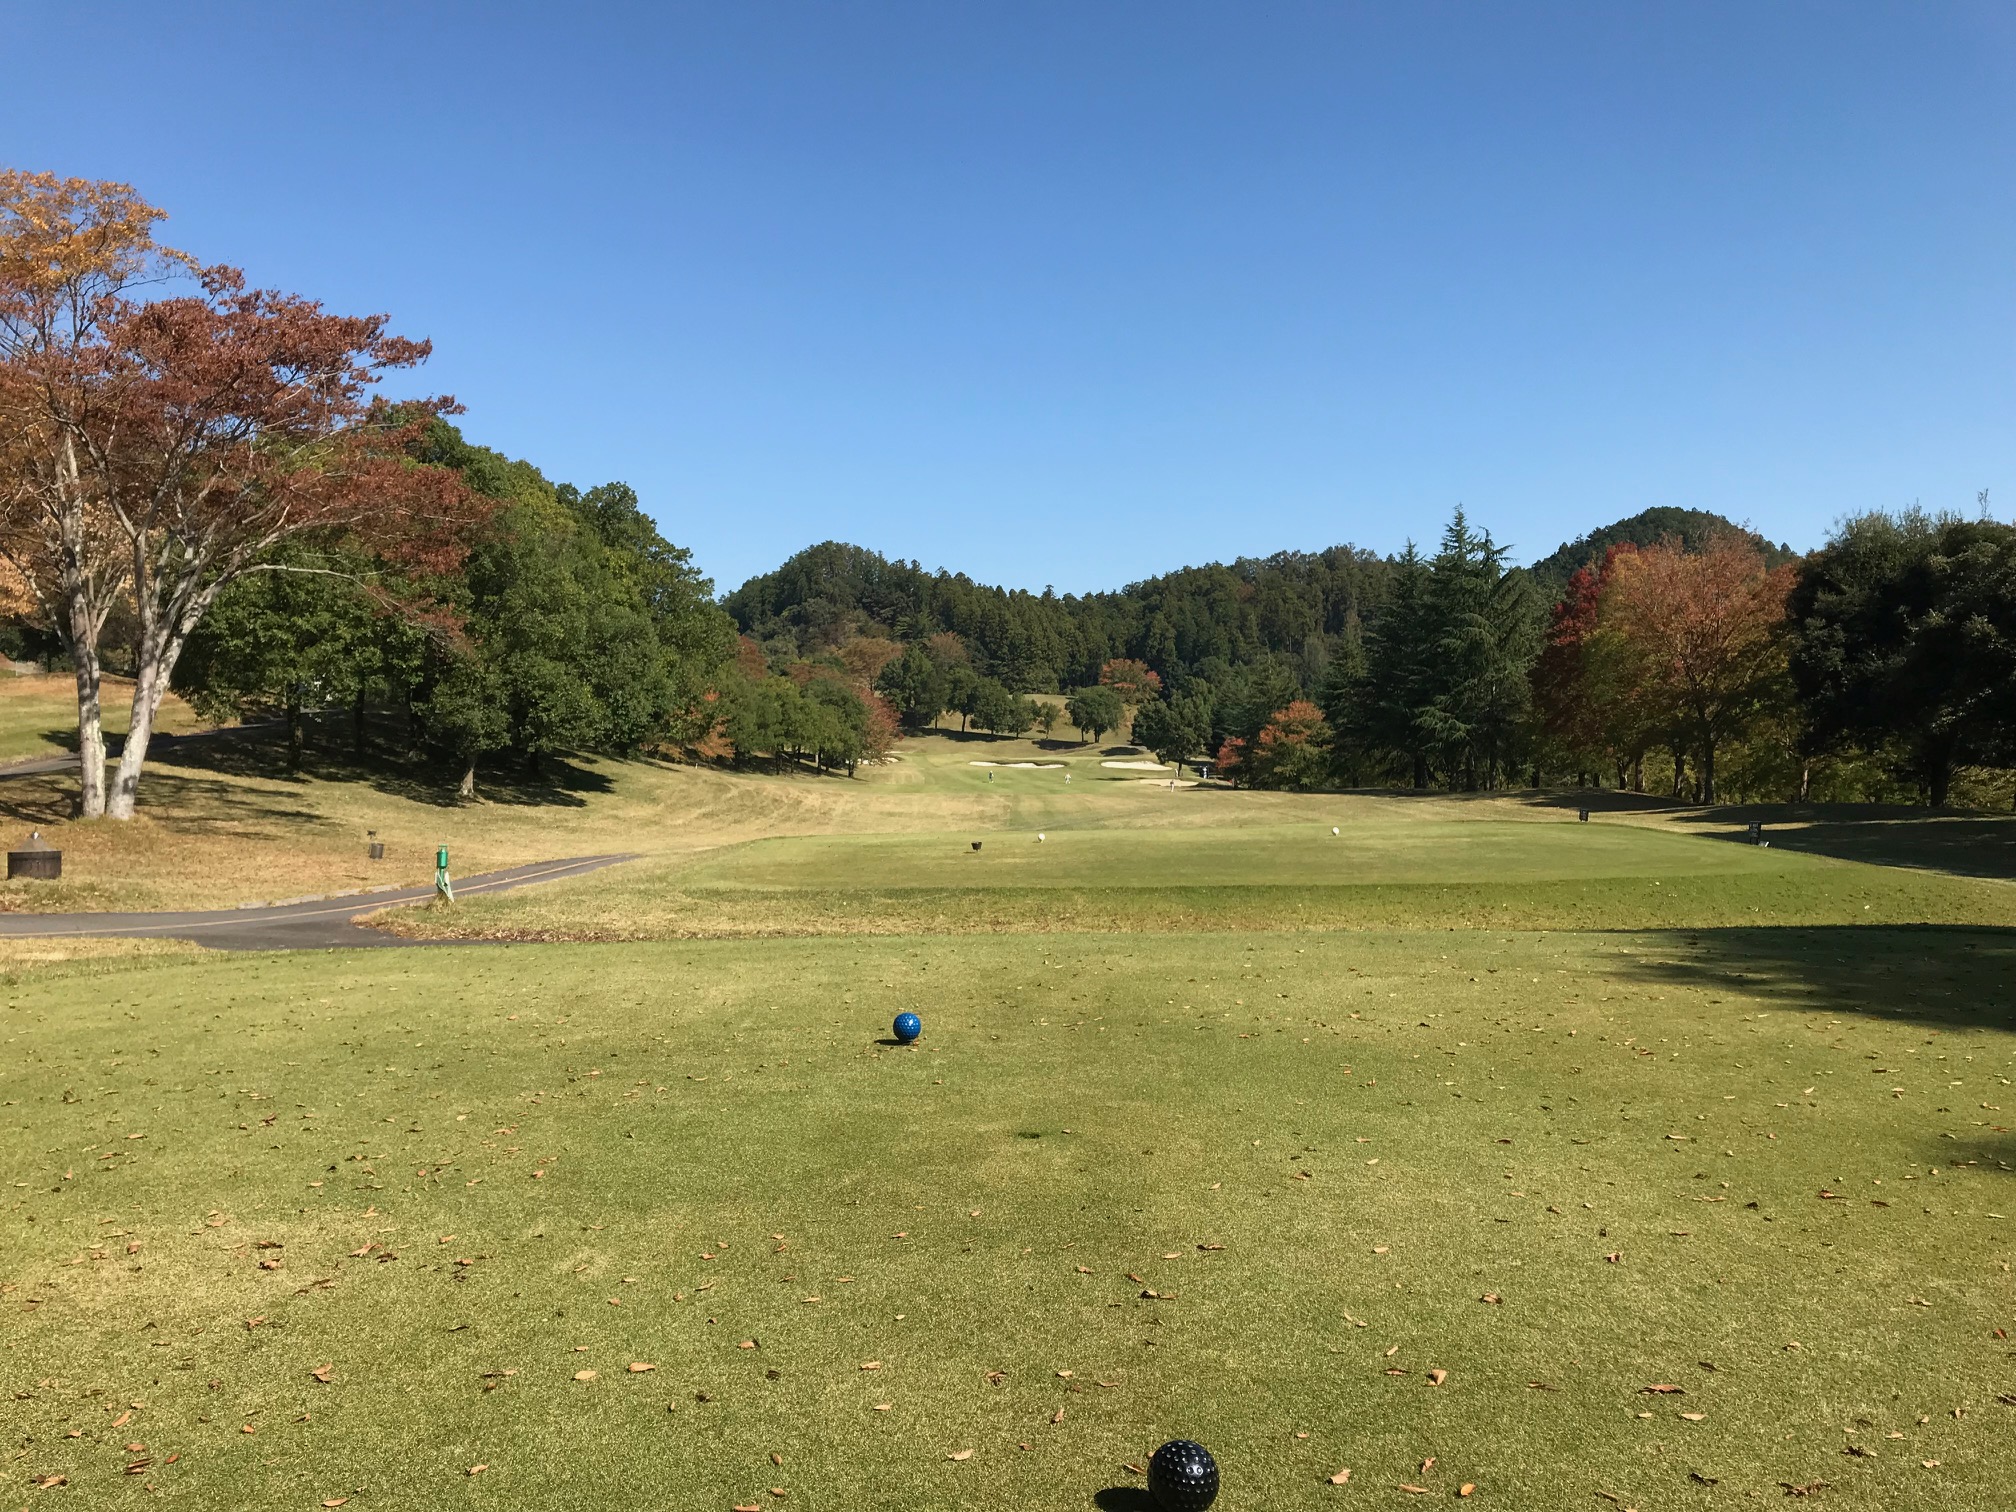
4,2,2010,593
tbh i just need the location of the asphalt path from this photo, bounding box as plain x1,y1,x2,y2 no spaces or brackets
0,854,635,950
0,720,283,780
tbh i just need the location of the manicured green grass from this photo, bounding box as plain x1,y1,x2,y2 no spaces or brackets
690,822,1783,890
4,930,2012,1509
383,814,2016,941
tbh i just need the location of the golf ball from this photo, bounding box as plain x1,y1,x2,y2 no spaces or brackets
892,1012,922,1043
1148,1439,1219,1511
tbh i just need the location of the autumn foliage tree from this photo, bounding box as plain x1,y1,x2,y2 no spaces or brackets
0,172,481,816
1097,657,1162,706
1597,536,1793,802
1220,699,1332,790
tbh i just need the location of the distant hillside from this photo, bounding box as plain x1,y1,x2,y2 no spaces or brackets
1527,508,1797,592
724,539,1389,695
725,508,1801,696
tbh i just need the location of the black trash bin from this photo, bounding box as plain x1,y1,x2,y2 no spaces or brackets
8,830,60,880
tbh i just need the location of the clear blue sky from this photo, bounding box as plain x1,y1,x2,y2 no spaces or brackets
4,2,2011,594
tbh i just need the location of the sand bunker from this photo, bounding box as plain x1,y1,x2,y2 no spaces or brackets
1101,759,1170,770
1136,777,1199,788
969,760,1066,769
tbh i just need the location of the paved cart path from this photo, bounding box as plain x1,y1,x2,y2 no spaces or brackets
0,854,634,950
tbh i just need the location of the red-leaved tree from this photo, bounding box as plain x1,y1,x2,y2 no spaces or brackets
1098,657,1162,705
0,172,482,817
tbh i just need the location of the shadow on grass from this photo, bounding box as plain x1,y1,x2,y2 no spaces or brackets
1091,1489,1153,1510
1662,808,2016,883
1621,923,2016,1178
1617,924,2016,1035
153,716,615,811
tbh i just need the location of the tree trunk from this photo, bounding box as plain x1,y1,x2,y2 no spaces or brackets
1669,746,1686,799
1699,739,1716,804
352,694,367,757
1798,760,1811,804
70,636,108,820
106,654,174,820
1928,760,1951,808
286,696,304,771
458,753,477,799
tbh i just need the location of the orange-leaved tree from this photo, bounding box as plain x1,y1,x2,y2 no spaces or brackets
0,172,482,817
1598,535,1793,802
1241,700,1333,791
1098,657,1162,706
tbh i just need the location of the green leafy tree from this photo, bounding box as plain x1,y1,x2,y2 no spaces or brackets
969,678,1033,736
1789,511,2016,805
1065,684,1124,744
875,644,948,730
175,542,383,769
1133,692,1212,774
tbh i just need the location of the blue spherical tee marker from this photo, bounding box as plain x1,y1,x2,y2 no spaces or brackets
1148,1439,1219,1511
892,1012,922,1044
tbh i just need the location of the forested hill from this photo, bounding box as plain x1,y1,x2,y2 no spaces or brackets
724,509,1766,694
1526,507,1796,592
723,540,1391,694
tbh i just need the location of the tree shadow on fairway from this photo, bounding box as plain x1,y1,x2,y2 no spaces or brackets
1614,924,2016,1036
1621,924,2016,1175
152,721,616,810
1663,807,2016,884
1091,1488,1154,1510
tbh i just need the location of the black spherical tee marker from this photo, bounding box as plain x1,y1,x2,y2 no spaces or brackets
1147,1439,1219,1511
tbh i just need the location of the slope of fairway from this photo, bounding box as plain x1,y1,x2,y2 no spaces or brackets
3,930,2011,1509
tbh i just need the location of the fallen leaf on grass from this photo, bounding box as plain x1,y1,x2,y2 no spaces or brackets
1051,1407,1065,1424
321,1501,349,1508
1459,1485,1475,1498
574,1370,597,1382
860,1362,882,1371
1426,1369,1448,1386
1779,1482,1830,1496
1679,1412,1705,1422
310,1365,333,1383
948,1449,974,1461
628,1363,654,1373
1640,1384,1685,1394
1479,1292,1501,1304
1399,1485,1430,1495
1328,1468,1351,1484
467,1465,486,1476
35,1476,67,1489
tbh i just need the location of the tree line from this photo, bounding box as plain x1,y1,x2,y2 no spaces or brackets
4,171,2009,813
